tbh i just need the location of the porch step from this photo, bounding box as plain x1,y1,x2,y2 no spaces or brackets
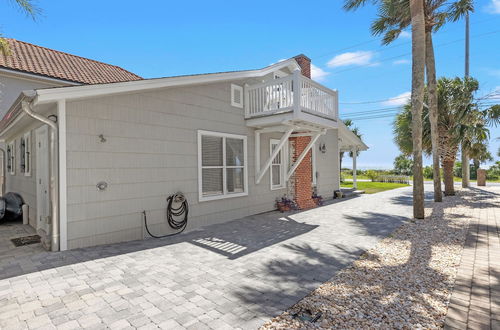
340,189,365,198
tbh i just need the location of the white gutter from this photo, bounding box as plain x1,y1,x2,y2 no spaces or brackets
21,100,60,252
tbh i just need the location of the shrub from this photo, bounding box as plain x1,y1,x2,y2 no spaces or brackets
365,170,379,182
423,166,433,179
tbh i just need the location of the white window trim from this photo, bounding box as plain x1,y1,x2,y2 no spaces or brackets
23,131,32,176
7,141,15,175
270,139,286,190
198,130,248,202
312,143,317,186
231,84,244,108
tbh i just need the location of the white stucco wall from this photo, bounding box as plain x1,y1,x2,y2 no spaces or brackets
63,81,340,249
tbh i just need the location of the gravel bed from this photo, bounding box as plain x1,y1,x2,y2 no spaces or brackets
262,190,473,329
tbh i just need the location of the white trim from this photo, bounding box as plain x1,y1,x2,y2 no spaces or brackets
58,100,68,251
312,143,317,186
0,67,80,86
197,130,248,202
256,127,294,184
7,140,15,175
270,139,286,190
231,84,244,108
35,125,49,233
286,132,322,181
32,59,301,105
22,131,32,176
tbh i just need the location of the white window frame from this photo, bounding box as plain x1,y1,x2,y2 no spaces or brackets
22,131,32,176
231,84,244,108
270,139,286,190
198,130,248,202
7,141,15,175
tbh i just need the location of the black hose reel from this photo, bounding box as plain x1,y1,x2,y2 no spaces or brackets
143,192,189,238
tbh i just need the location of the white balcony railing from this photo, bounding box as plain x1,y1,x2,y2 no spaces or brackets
245,72,338,121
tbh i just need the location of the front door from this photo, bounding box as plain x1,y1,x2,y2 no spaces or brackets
35,126,49,232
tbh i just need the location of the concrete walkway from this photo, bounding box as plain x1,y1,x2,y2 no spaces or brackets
0,187,421,329
444,187,500,330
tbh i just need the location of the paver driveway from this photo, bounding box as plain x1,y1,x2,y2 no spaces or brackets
0,186,422,329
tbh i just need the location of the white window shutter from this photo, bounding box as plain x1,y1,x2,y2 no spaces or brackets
231,84,244,108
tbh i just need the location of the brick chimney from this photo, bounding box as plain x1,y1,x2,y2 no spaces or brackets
293,54,311,79
290,54,315,210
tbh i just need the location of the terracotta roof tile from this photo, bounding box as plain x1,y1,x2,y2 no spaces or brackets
0,38,142,84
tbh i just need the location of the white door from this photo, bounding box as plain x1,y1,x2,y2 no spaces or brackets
36,126,49,232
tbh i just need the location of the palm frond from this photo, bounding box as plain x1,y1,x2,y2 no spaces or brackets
447,0,473,22
9,0,41,20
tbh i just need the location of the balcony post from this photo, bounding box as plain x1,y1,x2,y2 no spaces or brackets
244,83,249,118
293,69,301,118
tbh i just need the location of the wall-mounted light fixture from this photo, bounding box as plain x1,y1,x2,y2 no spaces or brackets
319,142,327,154
98,134,107,143
96,181,108,191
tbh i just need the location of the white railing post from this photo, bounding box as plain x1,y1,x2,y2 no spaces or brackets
293,69,301,117
244,84,250,118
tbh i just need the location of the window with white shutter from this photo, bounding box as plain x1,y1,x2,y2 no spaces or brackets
231,84,244,108
22,132,32,176
270,139,285,190
198,130,248,201
7,141,15,175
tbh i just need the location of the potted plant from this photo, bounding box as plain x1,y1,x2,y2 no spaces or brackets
312,192,323,206
276,195,297,212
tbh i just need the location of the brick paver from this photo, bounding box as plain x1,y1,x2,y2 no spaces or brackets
445,187,500,330
2,185,496,329
0,187,420,329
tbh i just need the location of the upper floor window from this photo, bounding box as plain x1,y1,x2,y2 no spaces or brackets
198,130,248,201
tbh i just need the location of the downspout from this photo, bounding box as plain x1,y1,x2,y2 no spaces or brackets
21,100,60,252
0,147,5,196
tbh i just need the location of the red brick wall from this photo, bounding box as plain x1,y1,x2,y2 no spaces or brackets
289,136,316,209
293,54,311,79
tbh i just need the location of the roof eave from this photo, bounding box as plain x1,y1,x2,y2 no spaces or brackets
33,58,301,105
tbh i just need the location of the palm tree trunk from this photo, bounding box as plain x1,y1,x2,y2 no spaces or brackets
410,0,426,219
425,31,443,202
442,159,455,196
461,147,470,187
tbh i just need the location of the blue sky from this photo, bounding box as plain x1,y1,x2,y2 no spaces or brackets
1,0,499,169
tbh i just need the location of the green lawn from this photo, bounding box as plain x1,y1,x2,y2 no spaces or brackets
340,181,410,194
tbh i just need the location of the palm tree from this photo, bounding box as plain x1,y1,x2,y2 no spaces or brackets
371,0,473,202
0,0,40,55
344,0,426,219
394,77,498,195
467,142,492,170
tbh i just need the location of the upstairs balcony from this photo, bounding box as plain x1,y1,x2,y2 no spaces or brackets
244,71,338,129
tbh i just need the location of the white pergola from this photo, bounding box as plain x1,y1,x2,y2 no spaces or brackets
338,121,368,189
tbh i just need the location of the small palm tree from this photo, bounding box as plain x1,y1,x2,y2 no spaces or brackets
0,0,40,55
467,142,493,169
394,76,498,195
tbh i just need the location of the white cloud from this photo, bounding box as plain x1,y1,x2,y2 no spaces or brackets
486,0,500,13
399,31,411,39
327,51,378,68
310,64,330,81
393,59,410,65
382,92,411,106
